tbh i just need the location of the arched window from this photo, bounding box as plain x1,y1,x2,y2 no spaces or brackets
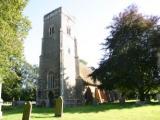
51,26,55,34
47,71,54,89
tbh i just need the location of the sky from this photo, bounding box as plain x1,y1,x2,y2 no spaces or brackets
23,0,160,68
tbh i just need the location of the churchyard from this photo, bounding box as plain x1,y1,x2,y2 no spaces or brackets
3,101,160,120
1,1,160,120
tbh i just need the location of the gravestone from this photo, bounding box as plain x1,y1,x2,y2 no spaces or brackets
55,96,63,117
22,101,32,120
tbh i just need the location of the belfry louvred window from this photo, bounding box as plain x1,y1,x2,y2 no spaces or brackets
49,26,54,35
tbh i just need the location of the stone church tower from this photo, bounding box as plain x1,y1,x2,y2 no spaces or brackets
37,7,81,107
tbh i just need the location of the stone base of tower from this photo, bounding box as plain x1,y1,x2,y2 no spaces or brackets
36,86,85,107
63,99,84,107
36,99,50,107
36,98,84,107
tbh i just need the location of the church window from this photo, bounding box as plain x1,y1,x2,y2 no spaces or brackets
47,71,54,89
52,26,55,34
49,27,52,35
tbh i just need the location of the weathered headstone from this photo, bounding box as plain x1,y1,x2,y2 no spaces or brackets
55,96,63,117
22,101,32,120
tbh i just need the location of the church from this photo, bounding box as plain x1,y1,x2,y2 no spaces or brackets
36,7,104,107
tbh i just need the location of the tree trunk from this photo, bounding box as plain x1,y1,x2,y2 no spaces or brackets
119,92,125,104
145,94,151,103
119,96,125,104
139,90,145,101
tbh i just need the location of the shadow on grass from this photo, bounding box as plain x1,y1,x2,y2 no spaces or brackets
31,115,54,118
2,102,160,116
64,102,160,113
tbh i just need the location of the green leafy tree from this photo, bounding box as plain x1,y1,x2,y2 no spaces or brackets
20,63,38,101
2,61,38,101
90,5,160,101
0,0,31,80
0,0,31,100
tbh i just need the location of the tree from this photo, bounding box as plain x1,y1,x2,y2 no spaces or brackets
0,0,31,80
0,0,31,101
90,5,160,101
20,63,38,101
2,61,38,101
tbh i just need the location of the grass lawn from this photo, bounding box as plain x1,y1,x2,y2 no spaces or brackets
3,102,160,120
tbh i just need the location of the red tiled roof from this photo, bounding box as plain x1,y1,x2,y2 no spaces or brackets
79,62,101,86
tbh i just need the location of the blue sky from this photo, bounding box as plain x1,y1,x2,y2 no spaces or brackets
24,0,160,68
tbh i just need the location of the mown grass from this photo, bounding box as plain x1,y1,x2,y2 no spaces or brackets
3,102,160,120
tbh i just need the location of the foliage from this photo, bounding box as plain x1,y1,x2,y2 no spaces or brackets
21,63,38,90
0,0,31,81
20,63,38,101
90,5,160,101
2,77,21,101
2,61,38,101
20,87,36,101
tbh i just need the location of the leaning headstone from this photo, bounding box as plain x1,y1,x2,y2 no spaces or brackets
55,96,63,117
22,101,32,120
